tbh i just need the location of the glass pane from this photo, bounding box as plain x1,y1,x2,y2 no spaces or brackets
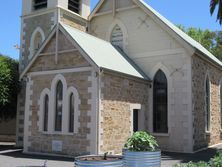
153,70,168,133
55,81,63,131
43,95,49,131
111,25,123,50
69,93,75,133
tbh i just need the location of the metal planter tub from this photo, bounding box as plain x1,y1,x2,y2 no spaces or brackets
123,150,161,167
74,155,124,167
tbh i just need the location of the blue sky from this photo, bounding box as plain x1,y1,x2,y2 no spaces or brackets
0,0,221,60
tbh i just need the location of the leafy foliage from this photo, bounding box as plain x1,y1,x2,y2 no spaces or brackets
0,55,19,119
173,161,208,167
209,151,222,167
178,25,222,60
173,151,222,167
124,131,159,152
210,0,222,25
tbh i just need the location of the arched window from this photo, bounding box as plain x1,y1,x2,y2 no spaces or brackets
43,94,49,132
29,27,45,59
153,70,168,133
111,25,123,50
55,81,63,131
69,93,75,133
205,77,211,132
33,31,42,52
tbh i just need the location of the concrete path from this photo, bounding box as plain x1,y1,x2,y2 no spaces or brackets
0,143,221,167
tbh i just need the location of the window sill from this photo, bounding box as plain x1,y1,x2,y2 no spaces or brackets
41,131,75,136
152,133,169,137
205,131,211,135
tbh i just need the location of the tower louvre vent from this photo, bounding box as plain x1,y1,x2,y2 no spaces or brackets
68,0,80,14
33,0,47,10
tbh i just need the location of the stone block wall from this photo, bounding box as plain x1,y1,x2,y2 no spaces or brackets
100,72,149,154
26,71,92,156
192,54,222,151
20,12,56,71
16,81,26,146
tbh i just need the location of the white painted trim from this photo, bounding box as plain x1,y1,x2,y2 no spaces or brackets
106,18,129,53
39,49,78,56
51,74,67,133
98,74,103,154
65,87,81,134
28,67,92,77
38,88,51,132
23,76,33,152
22,7,56,19
130,104,142,135
86,70,98,154
132,48,186,60
55,24,59,64
37,74,82,136
29,27,45,60
187,56,194,153
204,71,211,133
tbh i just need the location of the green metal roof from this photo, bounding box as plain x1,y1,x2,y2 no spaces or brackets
61,23,147,79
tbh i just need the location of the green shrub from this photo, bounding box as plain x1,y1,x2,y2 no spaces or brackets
173,161,208,167
0,55,19,119
124,131,159,151
209,151,222,167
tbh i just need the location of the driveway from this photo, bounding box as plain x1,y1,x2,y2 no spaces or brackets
0,142,221,167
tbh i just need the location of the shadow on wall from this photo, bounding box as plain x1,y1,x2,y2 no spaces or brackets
0,118,16,142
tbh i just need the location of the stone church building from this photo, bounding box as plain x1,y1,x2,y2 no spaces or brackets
16,0,222,156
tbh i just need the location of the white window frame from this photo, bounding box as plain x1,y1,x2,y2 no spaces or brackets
204,73,211,133
38,74,80,135
29,27,45,60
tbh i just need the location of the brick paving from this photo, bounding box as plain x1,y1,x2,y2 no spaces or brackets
0,143,221,167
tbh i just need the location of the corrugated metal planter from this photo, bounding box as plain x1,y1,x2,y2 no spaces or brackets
123,150,161,167
74,155,124,167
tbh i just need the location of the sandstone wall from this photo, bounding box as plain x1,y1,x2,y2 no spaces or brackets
16,81,26,146
192,54,222,151
100,72,149,154
26,71,92,156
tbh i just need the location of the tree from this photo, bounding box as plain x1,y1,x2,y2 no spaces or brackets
210,0,222,24
0,55,19,119
178,25,222,60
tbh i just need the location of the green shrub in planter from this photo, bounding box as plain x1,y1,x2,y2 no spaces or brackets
123,131,160,167
124,131,159,151
173,161,208,167
209,151,222,167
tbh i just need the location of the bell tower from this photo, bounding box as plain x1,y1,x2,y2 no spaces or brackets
16,0,90,147
19,0,90,72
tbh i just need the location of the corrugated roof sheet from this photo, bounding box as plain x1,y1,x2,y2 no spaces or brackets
61,23,147,79
138,0,222,67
